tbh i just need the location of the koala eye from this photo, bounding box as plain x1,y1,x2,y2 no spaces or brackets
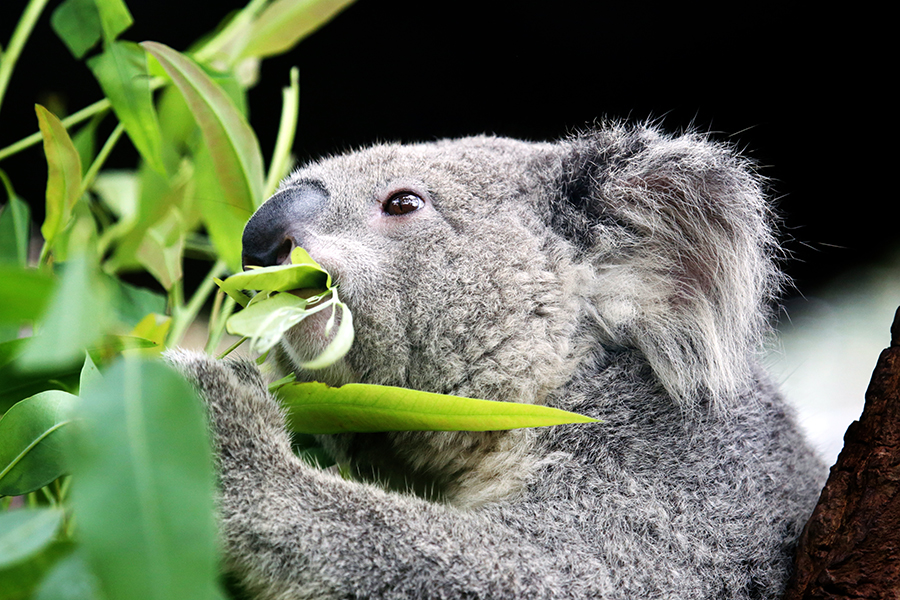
383,191,424,216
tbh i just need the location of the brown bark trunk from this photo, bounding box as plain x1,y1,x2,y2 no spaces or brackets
783,306,900,599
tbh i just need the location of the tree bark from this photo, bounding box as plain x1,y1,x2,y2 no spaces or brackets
783,306,900,599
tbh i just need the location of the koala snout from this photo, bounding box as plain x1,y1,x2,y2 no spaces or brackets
241,181,329,269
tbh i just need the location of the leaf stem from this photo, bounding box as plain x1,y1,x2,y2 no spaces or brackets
217,335,247,359
191,0,270,64
264,66,299,197
81,121,125,197
0,0,51,118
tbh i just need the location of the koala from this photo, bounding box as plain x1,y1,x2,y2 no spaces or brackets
169,122,827,599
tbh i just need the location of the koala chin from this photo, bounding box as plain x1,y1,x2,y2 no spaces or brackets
169,123,826,599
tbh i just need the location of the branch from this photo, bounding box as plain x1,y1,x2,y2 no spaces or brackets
783,306,900,599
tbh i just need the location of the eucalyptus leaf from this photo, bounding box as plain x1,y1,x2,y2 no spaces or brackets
94,0,133,42
225,291,329,354
0,266,55,325
50,0,102,59
79,351,101,394
36,105,83,249
279,382,599,435
33,551,102,600
0,540,74,600
71,114,103,177
71,358,220,600
0,171,31,266
105,273,167,328
0,390,78,496
191,141,247,272
239,0,357,60
0,508,63,569
88,42,166,175
135,207,186,289
299,300,353,370
18,255,112,371
219,246,330,294
141,42,264,218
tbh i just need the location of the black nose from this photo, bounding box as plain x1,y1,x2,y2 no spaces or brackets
241,181,328,269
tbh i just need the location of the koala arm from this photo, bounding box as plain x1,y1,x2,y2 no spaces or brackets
167,350,577,600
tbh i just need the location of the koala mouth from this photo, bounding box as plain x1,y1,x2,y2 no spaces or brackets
286,288,330,303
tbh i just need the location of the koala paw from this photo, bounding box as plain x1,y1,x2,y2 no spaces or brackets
164,349,294,473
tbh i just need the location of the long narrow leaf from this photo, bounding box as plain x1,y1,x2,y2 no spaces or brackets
71,358,220,600
36,105,83,248
239,0,357,60
141,42,264,212
279,382,599,434
264,66,300,196
88,41,166,175
0,170,32,265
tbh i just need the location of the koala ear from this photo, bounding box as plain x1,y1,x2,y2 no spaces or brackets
551,124,782,410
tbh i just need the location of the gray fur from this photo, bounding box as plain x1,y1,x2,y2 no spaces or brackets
168,122,825,599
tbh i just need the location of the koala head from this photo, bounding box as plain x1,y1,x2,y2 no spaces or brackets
242,137,589,410
242,124,778,414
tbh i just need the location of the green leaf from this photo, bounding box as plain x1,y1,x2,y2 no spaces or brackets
105,273,167,329
0,266,55,325
264,66,300,196
36,105,83,249
18,255,112,371
191,142,247,272
239,0,357,60
50,0,103,59
79,351,101,394
93,0,133,42
279,382,600,434
300,300,353,370
0,390,78,496
219,246,330,294
141,41,264,212
33,551,102,600
219,247,347,364
91,169,139,223
0,508,63,569
88,42,166,175
135,207,185,290
70,358,220,600
71,114,104,176
0,184,31,266
0,541,74,600
225,291,331,354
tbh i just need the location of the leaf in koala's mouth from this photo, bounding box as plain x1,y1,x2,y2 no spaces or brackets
276,381,600,434
215,248,353,366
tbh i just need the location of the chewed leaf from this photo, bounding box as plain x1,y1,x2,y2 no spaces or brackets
218,247,347,365
299,300,353,370
225,292,323,354
278,382,599,434
219,263,330,296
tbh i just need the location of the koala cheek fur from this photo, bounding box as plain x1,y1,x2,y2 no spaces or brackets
170,122,826,599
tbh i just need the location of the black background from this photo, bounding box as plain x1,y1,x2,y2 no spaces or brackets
1,1,892,296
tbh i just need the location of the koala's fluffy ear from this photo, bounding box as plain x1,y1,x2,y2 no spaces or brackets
551,124,781,410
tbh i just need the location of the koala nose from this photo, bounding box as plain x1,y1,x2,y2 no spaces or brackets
241,182,328,269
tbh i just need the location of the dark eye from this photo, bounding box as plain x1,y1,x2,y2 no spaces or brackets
383,192,424,216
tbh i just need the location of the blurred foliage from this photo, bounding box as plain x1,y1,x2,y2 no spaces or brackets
0,0,353,597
